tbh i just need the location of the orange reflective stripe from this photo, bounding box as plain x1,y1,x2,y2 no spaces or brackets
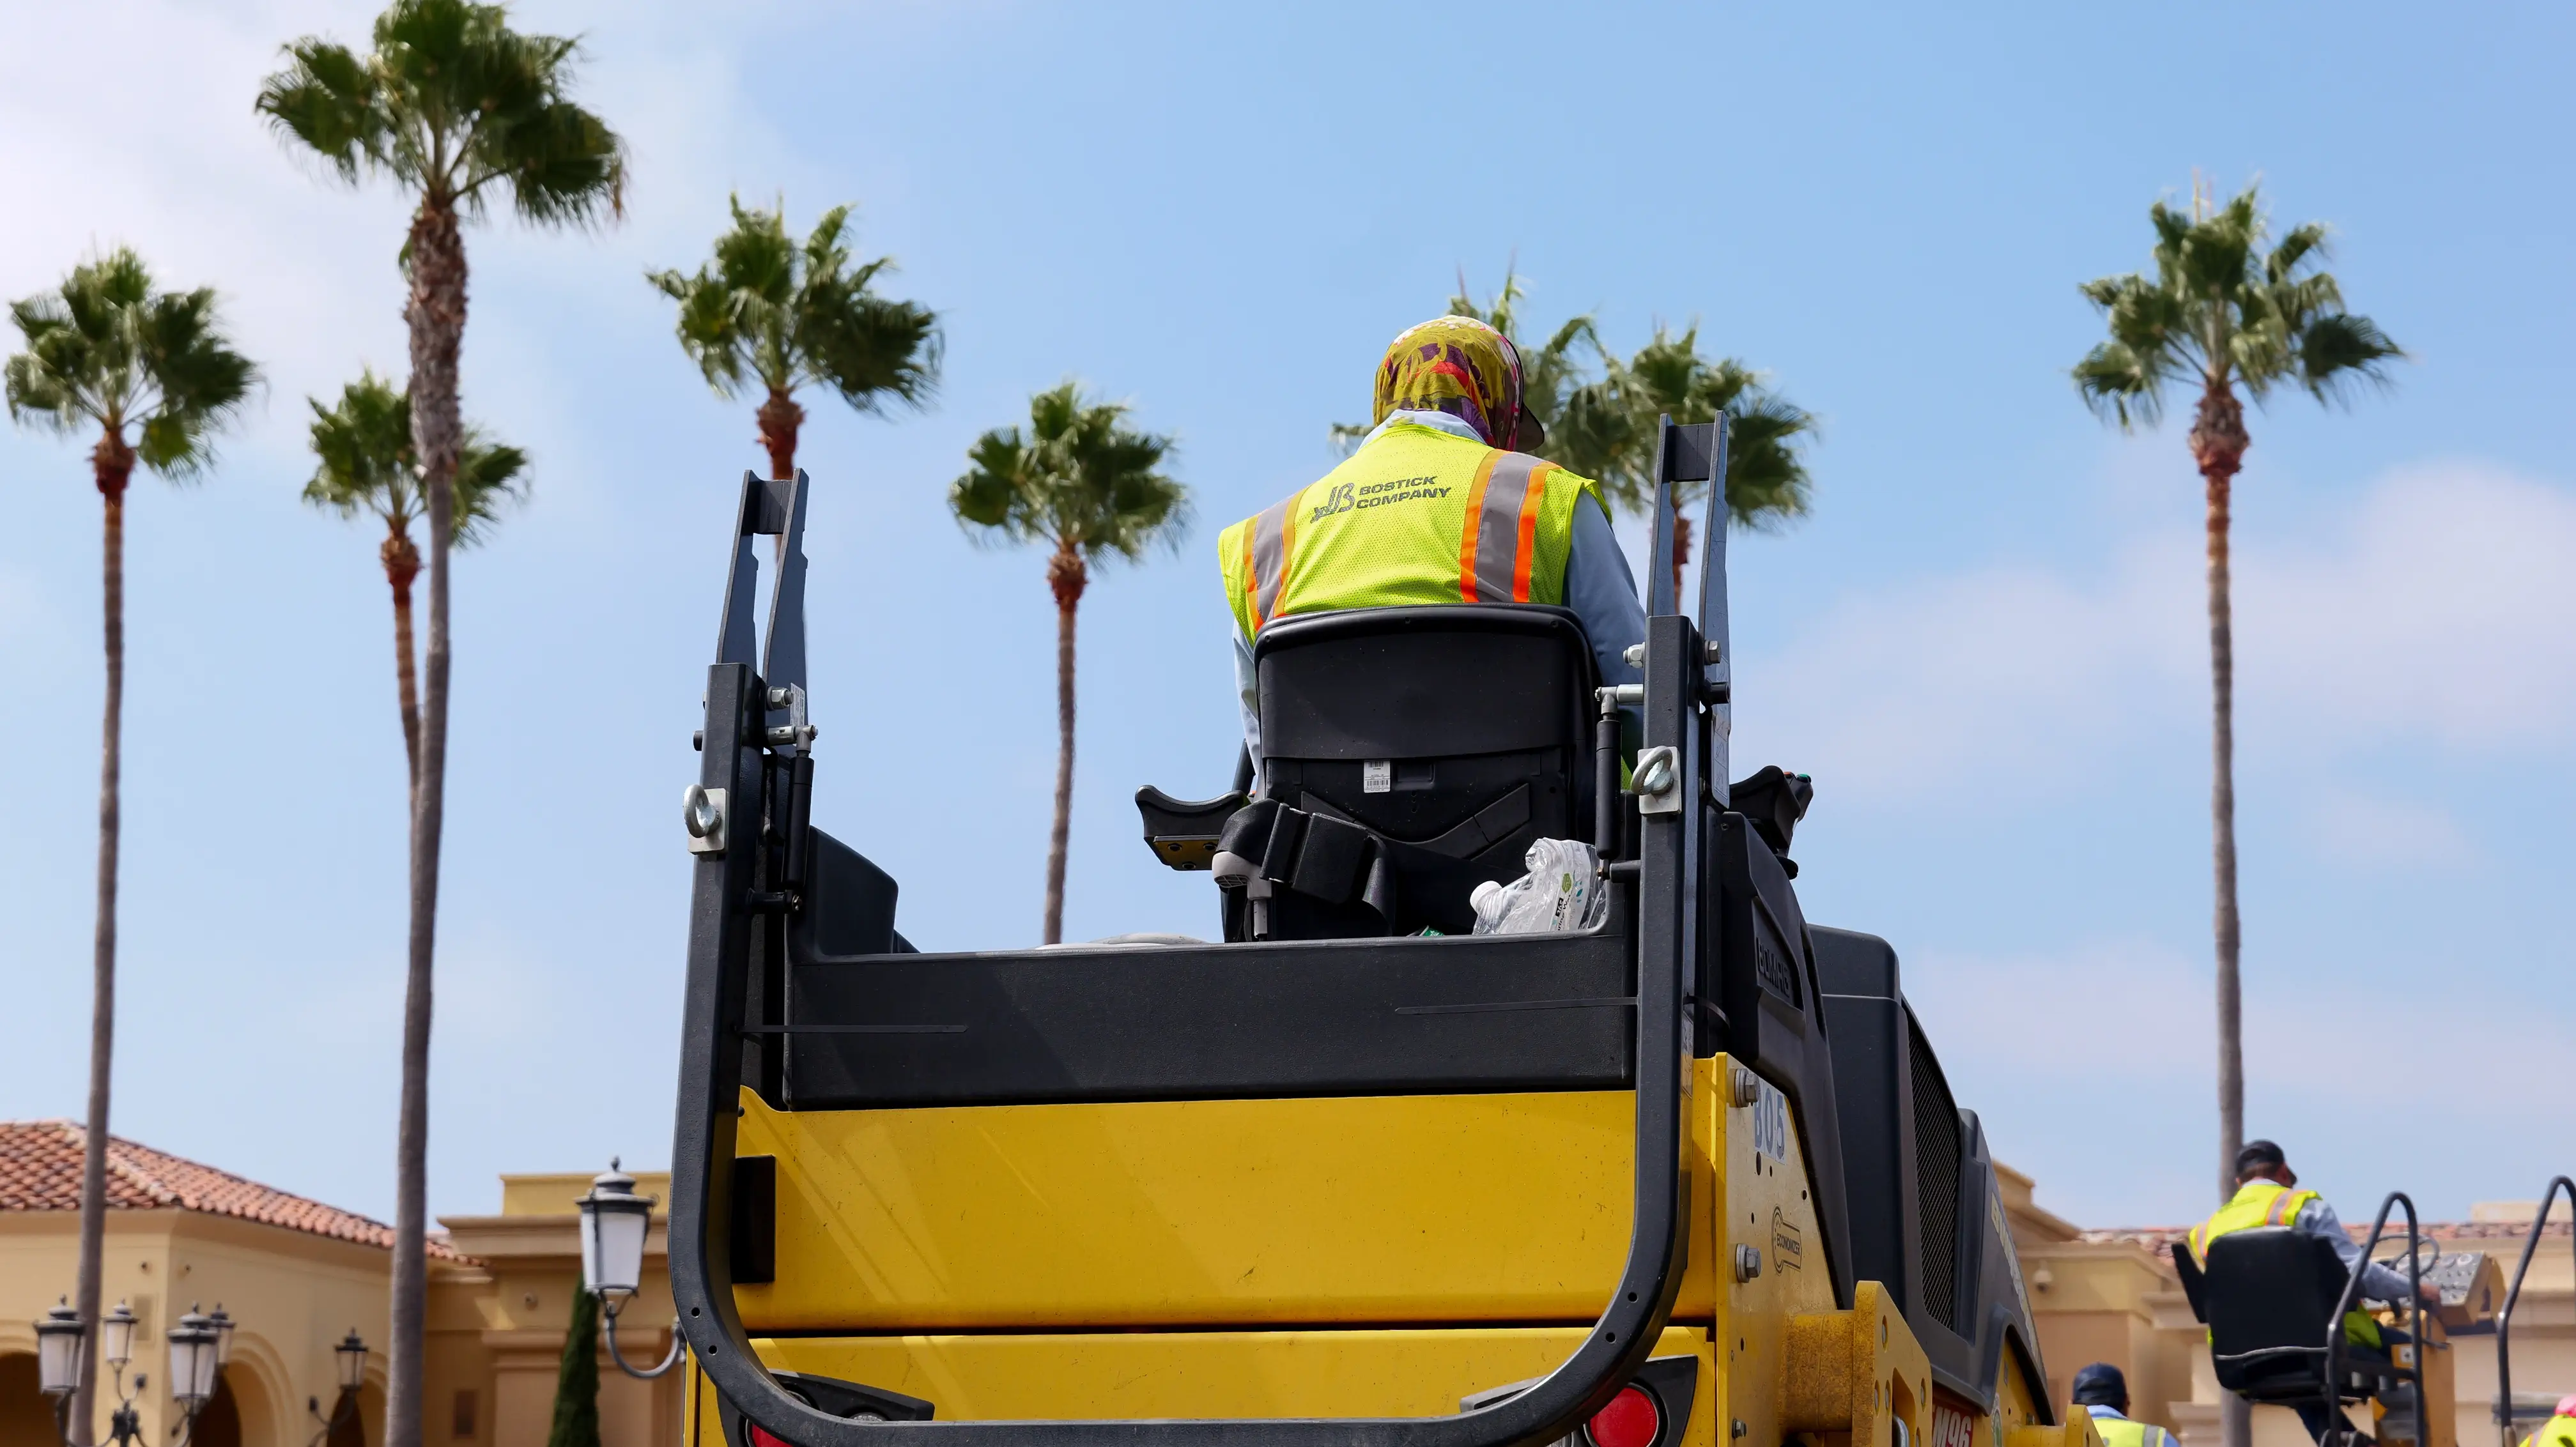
1511,462,1552,602
1456,451,1502,603
1238,516,1260,629
1465,452,1543,602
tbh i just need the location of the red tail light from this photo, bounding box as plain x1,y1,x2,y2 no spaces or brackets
1586,1385,1663,1447
750,1427,796,1447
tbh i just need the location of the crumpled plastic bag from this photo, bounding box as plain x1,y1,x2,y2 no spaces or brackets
1470,838,1608,935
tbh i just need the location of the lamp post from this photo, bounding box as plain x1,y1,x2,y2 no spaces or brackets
34,1298,231,1447
304,1329,369,1446
576,1159,684,1378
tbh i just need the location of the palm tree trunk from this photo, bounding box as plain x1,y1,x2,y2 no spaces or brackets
389,195,468,1447
1044,542,1087,945
71,431,135,1441
2191,380,2248,1213
2207,468,2242,1194
1670,515,1692,609
383,529,422,786
757,388,805,481
2197,379,2254,1447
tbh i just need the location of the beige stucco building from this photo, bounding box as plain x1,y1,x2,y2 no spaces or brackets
2004,1163,2576,1447
8,1120,2566,1447
0,1122,678,1447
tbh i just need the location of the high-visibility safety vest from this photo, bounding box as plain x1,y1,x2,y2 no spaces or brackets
2188,1181,2380,1347
2521,1414,2576,1447
2088,1413,2171,1447
1218,422,1610,643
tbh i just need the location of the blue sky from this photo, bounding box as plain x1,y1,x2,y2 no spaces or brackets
3,0,2572,1236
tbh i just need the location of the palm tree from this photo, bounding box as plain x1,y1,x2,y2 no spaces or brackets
648,194,941,479
2072,180,2400,1223
258,7,623,1441
1559,323,1817,601
303,371,528,783
951,383,1187,944
4,247,254,1436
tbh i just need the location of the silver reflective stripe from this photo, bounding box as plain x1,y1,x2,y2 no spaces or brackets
1249,496,1293,624
1470,453,1545,602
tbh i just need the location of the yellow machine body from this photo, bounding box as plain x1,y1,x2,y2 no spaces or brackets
687,1057,2082,1447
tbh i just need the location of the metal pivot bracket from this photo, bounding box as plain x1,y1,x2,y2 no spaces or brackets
683,785,728,855
1784,1282,1932,1447
765,684,817,753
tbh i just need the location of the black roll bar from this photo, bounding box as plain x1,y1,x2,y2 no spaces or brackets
2493,1177,2576,1447
2325,1192,2428,1447
664,445,1723,1447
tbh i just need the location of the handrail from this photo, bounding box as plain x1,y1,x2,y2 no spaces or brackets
661,470,1709,1447
2494,1177,2576,1447
2325,1191,2427,1447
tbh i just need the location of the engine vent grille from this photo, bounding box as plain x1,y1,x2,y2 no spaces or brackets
1908,1006,1961,1331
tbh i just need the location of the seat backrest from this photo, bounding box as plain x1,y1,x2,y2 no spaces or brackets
1254,604,1598,936
2204,1227,2352,1377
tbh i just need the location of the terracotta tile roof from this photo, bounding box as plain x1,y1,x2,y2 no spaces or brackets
0,1121,466,1261
2079,1220,2573,1253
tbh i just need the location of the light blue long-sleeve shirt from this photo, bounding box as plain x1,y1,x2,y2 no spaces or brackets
1231,410,1646,790
2085,1405,2173,1447
2288,1195,2419,1305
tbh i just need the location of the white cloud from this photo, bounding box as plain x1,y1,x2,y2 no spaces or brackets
1905,936,2576,1225
2303,786,2474,869
1734,461,2576,811
2237,462,2576,749
0,0,788,475
1906,937,2554,1102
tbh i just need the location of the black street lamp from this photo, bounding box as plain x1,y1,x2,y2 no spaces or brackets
305,1329,369,1446
205,1306,236,1372
166,1307,221,1416
33,1298,229,1447
575,1160,684,1379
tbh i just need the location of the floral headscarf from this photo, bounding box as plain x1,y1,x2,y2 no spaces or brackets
1371,316,1529,448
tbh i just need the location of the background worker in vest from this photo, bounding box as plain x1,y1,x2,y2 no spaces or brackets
1217,316,1646,793
2524,1396,2576,1447
2190,1139,2442,1444
2071,1363,2173,1447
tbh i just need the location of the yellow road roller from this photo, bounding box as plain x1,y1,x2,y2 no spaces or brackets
668,422,2093,1447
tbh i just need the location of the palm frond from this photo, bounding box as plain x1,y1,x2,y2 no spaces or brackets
261,0,624,224
8,248,254,474
652,194,939,419
304,367,525,544
951,381,1187,566
254,41,385,183
2076,180,2400,430
2294,312,2404,404
449,431,529,547
304,369,415,522
2072,341,2164,429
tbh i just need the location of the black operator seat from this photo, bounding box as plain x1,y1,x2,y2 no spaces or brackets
1246,604,1600,939
2178,1227,2407,1407
1134,604,1603,940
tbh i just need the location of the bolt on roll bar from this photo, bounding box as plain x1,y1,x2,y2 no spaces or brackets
2492,1177,2576,1447
2325,1192,2428,1447
663,435,1728,1447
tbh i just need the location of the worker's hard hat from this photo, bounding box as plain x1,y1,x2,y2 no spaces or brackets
1372,316,1545,452
2070,1363,2128,1408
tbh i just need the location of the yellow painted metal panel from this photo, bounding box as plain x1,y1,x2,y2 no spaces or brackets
736,1084,1715,1331
692,1326,1715,1438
